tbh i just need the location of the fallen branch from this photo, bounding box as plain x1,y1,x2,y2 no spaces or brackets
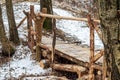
17,16,27,28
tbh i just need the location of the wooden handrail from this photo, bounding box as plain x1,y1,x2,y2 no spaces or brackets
37,13,100,23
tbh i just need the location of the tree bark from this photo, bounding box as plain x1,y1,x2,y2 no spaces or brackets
6,0,20,45
0,4,15,56
98,0,120,80
40,0,53,30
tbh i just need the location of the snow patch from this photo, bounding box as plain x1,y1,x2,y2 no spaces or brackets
0,45,51,80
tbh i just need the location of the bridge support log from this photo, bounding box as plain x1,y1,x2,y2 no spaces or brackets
51,63,86,79
39,59,50,69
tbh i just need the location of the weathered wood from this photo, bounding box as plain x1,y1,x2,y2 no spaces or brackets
42,50,48,58
42,50,51,60
51,18,56,63
23,6,35,51
38,13,100,23
93,22,103,41
102,54,107,80
39,59,50,69
51,63,86,78
17,16,27,28
39,44,102,70
22,76,68,80
93,50,104,62
88,14,95,80
35,8,47,61
23,10,32,42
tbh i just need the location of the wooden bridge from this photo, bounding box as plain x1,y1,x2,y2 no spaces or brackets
18,5,105,80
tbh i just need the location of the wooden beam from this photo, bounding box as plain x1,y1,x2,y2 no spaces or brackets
88,14,95,80
17,16,27,28
38,13,100,23
93,50,104,62
51,63,86,79
51,19,56,63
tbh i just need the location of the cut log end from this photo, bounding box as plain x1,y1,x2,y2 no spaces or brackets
39,59,50,69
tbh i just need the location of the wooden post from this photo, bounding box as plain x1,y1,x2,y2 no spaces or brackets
87,14,95,80
102,54,107,80
23,5,34,50
51,19,56,63
34,8,47,61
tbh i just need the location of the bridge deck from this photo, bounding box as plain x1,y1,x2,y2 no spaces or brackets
41,36,103,67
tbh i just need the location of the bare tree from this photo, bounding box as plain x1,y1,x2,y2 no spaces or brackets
0,4,15,56
6,0,20,45
98,0,120,80
40,0,53,31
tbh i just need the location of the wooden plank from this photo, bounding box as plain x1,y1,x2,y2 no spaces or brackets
39,44,102,70
38,13,100,23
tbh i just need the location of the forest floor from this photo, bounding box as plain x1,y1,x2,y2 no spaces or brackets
0,1,103,80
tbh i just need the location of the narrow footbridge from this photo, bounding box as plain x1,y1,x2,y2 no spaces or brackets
18,5,105,80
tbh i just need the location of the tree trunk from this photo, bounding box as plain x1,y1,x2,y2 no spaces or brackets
40,0,53,30
0,4,15,56
98,0,120,80
6,0,20,45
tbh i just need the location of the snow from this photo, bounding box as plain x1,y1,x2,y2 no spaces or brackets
0,1,103,79
53,8,103,49
0,45,51,80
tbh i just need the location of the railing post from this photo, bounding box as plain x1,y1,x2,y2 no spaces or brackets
35,8,47,61
87,14,95,80
51,18,56,63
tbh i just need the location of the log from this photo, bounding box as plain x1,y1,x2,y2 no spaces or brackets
51,63,86,78
93,50,104,62
42,50,51,60
39,59,50,69
35,8,47,61
42,50,48,58
17,16,27,28
102,54,107,80
38,13,100,23
93,22,103,41
51,18,56,63
52,63,86,72
88,14,95,80
39,44,102,70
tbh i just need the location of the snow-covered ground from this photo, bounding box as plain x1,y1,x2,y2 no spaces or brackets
0,1,103,80
0,45,51,80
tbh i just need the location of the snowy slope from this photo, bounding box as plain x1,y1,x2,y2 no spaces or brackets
53,8,103,49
